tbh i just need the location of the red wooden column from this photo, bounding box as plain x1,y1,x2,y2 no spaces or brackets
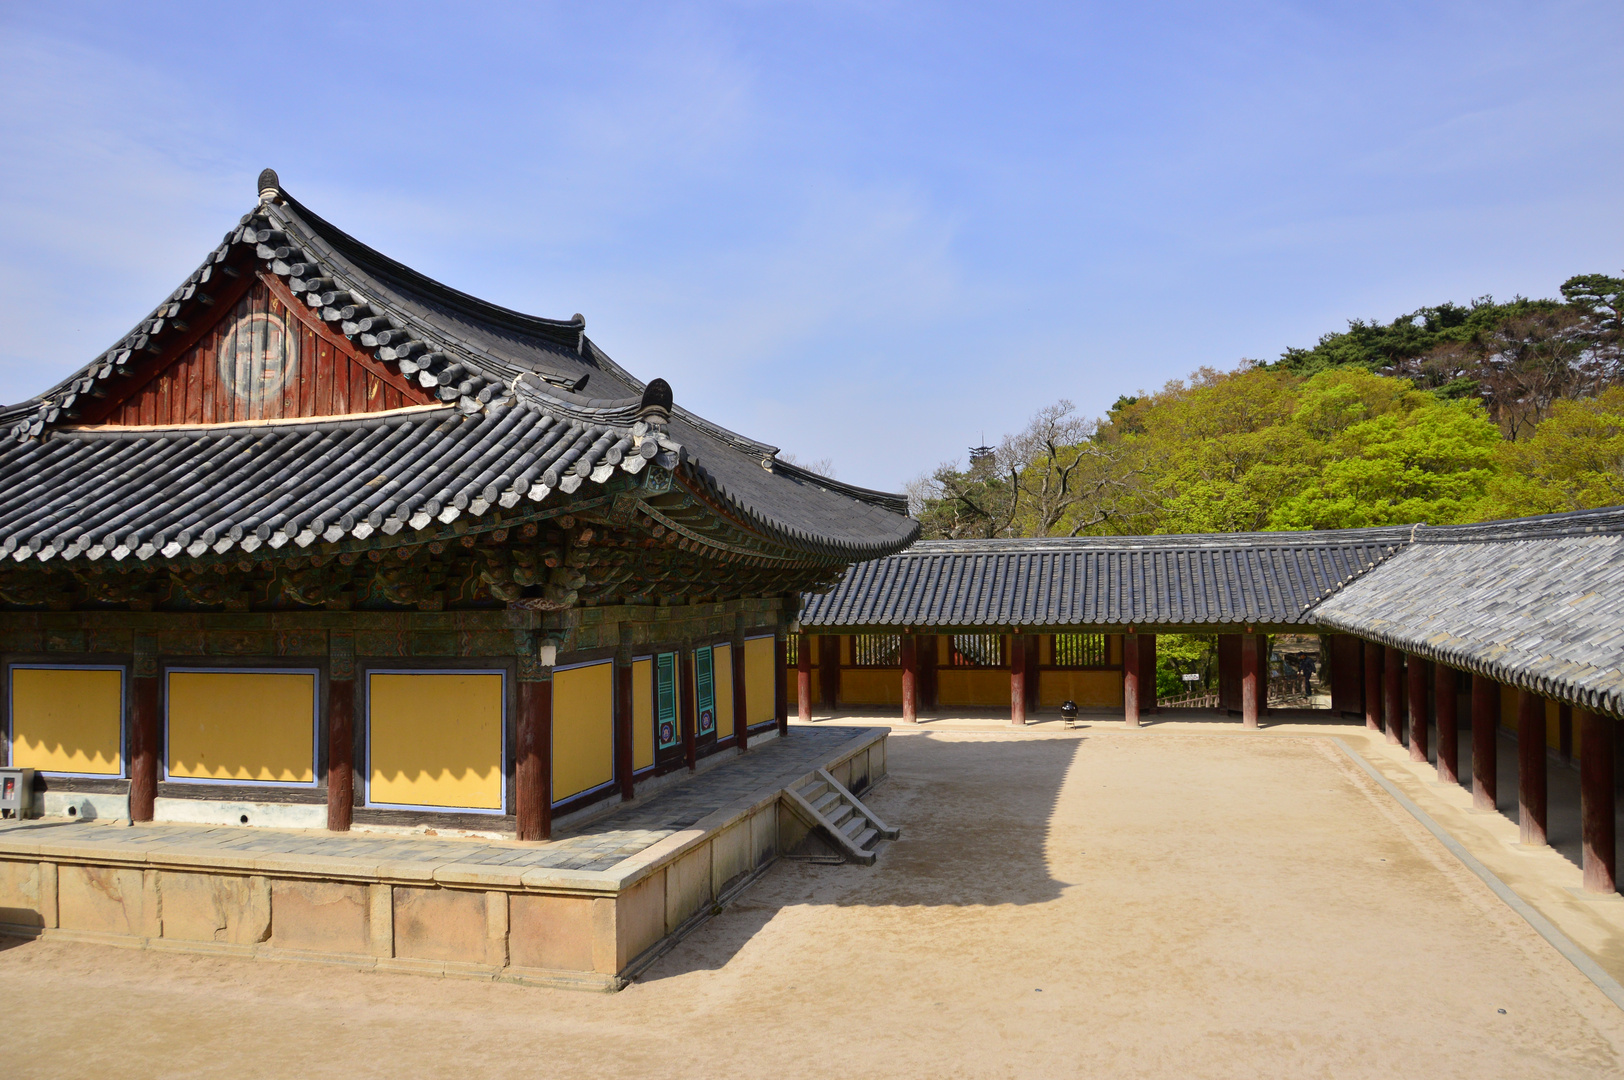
733,622,750,753
615,645,635,800
1408,655,1429,764
1434,663,1459,786
128,634,159,823
326,682,355,830
1240,633,1261,729
900,634,919,724
1471,674,1499,812
1579,709,1617,894
818,635,841,713
1139,634,1158,715
1123,631,1141,728
1517,689,1547,847
1363,640,1383,732
326,631,356,832
1383,646,1404,746
1009,632,1027,726
773,628,788,740
681,646,698,771
796,631,812,722
515,663,553,842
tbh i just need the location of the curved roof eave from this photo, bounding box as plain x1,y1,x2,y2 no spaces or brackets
1,176,918,566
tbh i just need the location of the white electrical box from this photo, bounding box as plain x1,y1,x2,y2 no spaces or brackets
0,767,35,818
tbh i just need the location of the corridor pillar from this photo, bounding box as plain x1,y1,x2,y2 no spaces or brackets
1363,640,1383,733
1240,633,1260,729
1384,646,1404,746
1579,709,1617,894
1435,663,1459,786
1123,631,1141,728
900,634,919,724
1408,655,1429,764
1471,674,1499,813
796,631,812,722
1517,689,1547,847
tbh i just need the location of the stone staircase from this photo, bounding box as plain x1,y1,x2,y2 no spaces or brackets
784,768,899,865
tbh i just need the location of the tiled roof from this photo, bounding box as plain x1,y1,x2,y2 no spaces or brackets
798,529,1411,629
0,174,916,566
1311,506,1624,718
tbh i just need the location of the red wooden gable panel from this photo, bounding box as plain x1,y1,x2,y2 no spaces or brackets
96,273,436,426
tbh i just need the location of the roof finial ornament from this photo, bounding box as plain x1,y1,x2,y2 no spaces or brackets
639,378,673,427
257,168,281,204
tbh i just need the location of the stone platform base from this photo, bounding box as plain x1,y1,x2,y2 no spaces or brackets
0,728,888,991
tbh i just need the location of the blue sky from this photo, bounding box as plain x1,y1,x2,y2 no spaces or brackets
2,2,1620,491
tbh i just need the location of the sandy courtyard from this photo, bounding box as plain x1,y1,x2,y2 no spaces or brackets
5,727,1623,1079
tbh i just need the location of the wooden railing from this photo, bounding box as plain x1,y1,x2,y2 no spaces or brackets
1159,689,1218,709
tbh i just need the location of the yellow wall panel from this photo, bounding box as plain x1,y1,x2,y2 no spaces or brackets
10,667,123,776
745,637,775,724
169,670,315,784
632,658,654,771
368,672,502,810
937,669,1009,708
1501,686,1518,730
1546,698,1560,749
1039,670,1124,708
839,668,901,706
713,644,734,739
554,662,614,801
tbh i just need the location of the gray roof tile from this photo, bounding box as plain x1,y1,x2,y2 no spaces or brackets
799,529,1411,629
1312,506,1624,718
0,182,917,565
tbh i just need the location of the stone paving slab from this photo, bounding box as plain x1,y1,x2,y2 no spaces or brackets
0,726,874,878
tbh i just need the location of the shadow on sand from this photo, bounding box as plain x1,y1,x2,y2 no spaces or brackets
638,732,1084,982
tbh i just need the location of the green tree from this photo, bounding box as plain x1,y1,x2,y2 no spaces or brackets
1108,365,1315,534
1274,275,1624,440
1155,634,1216,699
1479,386,1624,518
1103,366,1498,534
1560,273,1624,391
1268,396,1499,528
1275,297,1553,377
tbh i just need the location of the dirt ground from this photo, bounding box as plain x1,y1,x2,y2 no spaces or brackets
6,727,1624,1079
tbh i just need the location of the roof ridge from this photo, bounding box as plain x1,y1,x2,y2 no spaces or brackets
1414,504,1624,543
276,190,583,344
0,176,920,566
894,527,1416,552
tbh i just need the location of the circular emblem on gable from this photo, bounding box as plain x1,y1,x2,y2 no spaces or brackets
219,312,298,408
